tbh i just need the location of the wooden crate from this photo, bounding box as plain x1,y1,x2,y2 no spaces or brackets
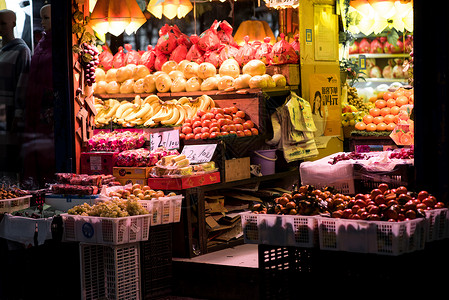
224,157,251,182
266,64,300,86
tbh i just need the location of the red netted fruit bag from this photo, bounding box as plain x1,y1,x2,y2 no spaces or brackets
154,49,169,71
170,43,188,63
99,45,113,71
290,34,300,54
217,20,236,46
235,36,256,67
186,34,204,64
124,44,141,65
138,45,156,71
173,24,192,48
112,46,126,69
156,24,177,54
204,47,221,68
271,33,299,65
218,44,240,66
197,20,221,52
254,37,273,65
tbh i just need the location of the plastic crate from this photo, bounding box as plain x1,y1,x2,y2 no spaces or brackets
424,208,449,242
300,153,355,194
241,212,318,248
0,195,31,213
317,216,426,256
80,243,141,300
45,194,98,212
138,195,182,226
140,224,173,300
61,213,151,245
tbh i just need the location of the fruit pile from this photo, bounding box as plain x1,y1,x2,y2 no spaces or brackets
68,198,149,217
0,187,27,200
347,86,372,114
250,184,445,223
80,42,100,86
107,183,175,201
355,88,413,132
180,106,258,140
328,151,367,165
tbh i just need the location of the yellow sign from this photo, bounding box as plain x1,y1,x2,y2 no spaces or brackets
309,73,341,138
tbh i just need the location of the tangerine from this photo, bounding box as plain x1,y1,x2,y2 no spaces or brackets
383,114,396,124
369,107,381,117
403,89,414,98
383,91,394,101
386,98,397,108
363,114,374,124
386,123,396,131
396,96,409,106
408,94,414,104
375,99,387,109
366,123,377,131
393,89,405,99
377,91,385,99
390,106,400,115
376,122,387,131
355,122,367,130
373,116,384,125
369,96,377,103
380,107,391,116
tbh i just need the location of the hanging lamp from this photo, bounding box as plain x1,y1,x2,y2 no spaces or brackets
147,0,193,20
89,0,147,37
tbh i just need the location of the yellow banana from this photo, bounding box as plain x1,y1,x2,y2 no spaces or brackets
182,104,194,119
174,104,186,126
103,102,120,119
161,104,180,125
94,97,104,105
133,103,153,119
152,104,174,123
133,95,142,106
144,118,155,127
121,106,137,120
115,102,133,118
198,95,210,111
143,95,160,105
178,96,192,105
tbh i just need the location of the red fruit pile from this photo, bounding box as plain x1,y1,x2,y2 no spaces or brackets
180,106,258,140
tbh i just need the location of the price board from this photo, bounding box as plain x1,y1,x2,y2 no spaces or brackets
150,129,180,151
181,144,217,163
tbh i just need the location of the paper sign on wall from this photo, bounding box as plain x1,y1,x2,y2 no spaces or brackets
181,144,217,163
150,129,180,151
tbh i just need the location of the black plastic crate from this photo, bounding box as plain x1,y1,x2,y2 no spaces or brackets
140,224,173,300
353,163,415,194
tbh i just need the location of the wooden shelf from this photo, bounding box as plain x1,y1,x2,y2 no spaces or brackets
349,53,410,59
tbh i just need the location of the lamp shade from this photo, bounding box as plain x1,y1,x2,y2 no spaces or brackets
178,0,193,18
89,0,147,37
147,0,193,19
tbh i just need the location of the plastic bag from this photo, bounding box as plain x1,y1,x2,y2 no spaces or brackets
98,45,113,71
197,20,221,52
217,20,236,46
154,49,169,71
235,36,256,67
138,45,156,71
218,44,239,65
204,47,221,68
186,35,204,64
170,43,188,63
290,34,300,54
112,46,126,69
156,24,177,54
254,37,273,65
271,33,299,65
173,24,192,48
124,44,141,65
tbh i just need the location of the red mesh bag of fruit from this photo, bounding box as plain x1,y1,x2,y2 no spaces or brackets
99,45,113,71
218,44,239,65
186,34,204,64
217,20,236,46
138,45,156,71
124,44,141,65
235,36,256,67
204,46,222,68
173,24,192,48
154,49,169,71
112,46,126,68
271,33,299,65
156,24,177,54
197,20,221,52
290,34,300,54
254,37,273,65
170,43,188,63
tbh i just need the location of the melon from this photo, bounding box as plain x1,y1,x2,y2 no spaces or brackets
242,59,266,76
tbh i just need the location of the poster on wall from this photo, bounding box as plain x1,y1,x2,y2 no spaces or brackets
309,73,340,148
314,4,338,61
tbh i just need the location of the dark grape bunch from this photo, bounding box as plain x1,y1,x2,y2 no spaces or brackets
80,42,99,86
389,147,414,159
329,151,367,165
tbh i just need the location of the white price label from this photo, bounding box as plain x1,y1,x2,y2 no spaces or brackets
181,144,217,163
150,129,180,151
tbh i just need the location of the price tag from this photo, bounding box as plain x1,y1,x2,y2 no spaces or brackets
181,144,217,163
150,129,180,151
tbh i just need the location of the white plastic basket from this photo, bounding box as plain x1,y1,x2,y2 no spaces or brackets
0,195,31,213
241,212,318,248
80,243,141,300
424,208,449,242
317,216,426,256
45,194,97,212
62,213,151,245
139,195,183,226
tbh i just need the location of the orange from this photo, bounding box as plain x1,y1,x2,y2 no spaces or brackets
404,89,413,98
408,94,414,104
355,122,367,130
375,99,387,109
390,106,400,115
393,88,405,99
383,114,396,124
395,96,409,106
386,123,396,131
376,122,387,131
369,96,378,103
373,116,384,125
363,114,374,124
380,107,391,116
377,91,385,99
383,91,394,101
369,107,381,117
386,98,397,108
366,123,377,131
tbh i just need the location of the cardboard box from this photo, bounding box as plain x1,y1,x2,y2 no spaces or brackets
113,167,153,179
116,178,148,186
147,172,221,190
266,64,300,86
80,152,117,175
224,157,250,182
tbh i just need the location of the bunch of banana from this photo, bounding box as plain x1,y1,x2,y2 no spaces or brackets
94,98,121,127
342,111,365,127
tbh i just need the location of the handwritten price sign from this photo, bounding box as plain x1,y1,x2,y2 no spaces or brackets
181,144,217,163
150,129,180,151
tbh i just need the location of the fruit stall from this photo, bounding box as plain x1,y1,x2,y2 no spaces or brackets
2,0,449,299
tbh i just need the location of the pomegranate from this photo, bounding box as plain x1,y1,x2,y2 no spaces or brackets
359,38,370,53
390,40,404,54
349,41,359,54
369,66,382,78
369,39,384,53
382,65,393,79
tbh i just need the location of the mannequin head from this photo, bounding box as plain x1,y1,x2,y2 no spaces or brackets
40,4,51,32
0,9,16,43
